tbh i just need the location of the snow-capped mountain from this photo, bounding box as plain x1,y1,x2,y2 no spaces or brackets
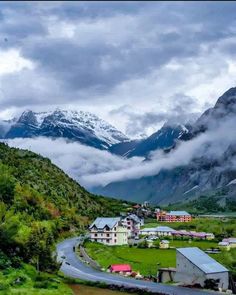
109,123,190,158
3,109,129,149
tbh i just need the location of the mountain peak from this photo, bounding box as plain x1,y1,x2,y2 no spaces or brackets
3,108,129,149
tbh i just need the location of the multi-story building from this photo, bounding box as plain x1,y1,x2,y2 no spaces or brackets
89,217,128,246
121,214,144,237
156,210,192,222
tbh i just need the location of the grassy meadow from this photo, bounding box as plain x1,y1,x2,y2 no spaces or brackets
84,216,236,278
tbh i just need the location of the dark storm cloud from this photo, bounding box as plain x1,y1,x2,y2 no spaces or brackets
1,1,236,137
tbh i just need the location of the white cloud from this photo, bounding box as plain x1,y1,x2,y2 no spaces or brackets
0,49,34,76
4,115,236,190
4,137,143,187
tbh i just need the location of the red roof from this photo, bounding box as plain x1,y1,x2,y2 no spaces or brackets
110,264,132,272
133,204,140,209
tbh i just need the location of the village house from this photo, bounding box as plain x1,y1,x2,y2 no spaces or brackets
121,214,144,237
223,238,236,248
89,217,128,246
156,210,192,222
140,226,174,236
172,230,215,240
175,247,229,290
108,264,132,274
159,240,170,249
218,241,231,251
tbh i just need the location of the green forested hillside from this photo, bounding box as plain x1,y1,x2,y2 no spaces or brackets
0,142,128,292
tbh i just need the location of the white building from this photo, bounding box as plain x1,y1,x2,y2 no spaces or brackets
89,217,128,246
223,237,236,248
175,247,229,290
140,226,174,236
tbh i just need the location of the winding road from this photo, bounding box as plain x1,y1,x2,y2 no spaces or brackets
57,237,220,295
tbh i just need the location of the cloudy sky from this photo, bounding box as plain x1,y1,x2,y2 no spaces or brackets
1,1,236,137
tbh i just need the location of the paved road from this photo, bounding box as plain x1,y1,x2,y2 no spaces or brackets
57,237,220,295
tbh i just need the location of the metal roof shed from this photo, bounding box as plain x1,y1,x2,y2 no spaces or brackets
175,247,229,290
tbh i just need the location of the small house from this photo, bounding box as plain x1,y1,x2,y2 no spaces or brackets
223,238,236,248
159,240,170,249
109,264,132,274
175,247,229,290
218,242,230,251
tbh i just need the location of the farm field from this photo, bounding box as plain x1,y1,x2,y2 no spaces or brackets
84,241,176,276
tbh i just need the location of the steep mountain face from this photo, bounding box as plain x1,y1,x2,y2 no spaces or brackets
179,87,236,141
109,124,190,158
95,87,236,206
4,109,129,150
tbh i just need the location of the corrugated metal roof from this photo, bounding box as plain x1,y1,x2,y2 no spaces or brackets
89,217,121,229
156,226,174,232
177,247,228,274
141,227,157,232
167,211,190,216
141,226,174,232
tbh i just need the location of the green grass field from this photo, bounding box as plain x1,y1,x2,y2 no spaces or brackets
84,240,236,277
84,241,176,276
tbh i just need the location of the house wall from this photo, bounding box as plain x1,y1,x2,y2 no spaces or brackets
175,252,229,290
90,224,128,246
116,226,128,245
157,231,172,236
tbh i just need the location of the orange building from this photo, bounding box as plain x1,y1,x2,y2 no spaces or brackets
156,210,192,222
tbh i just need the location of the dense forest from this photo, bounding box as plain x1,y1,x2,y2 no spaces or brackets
0,142,128,292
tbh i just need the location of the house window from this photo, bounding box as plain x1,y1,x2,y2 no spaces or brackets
114,233,117,237
107,233,110,237
114,239,117,243
107,239,110,243
95,239,97,242
95,233,97,237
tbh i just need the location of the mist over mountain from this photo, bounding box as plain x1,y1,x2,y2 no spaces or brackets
92,87,236,205
2,87,236,207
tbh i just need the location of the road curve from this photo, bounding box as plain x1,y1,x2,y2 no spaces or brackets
57,237,219,295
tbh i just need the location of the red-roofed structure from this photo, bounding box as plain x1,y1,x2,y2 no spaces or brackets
109,264,132,273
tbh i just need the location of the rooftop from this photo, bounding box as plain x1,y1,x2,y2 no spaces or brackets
141,226,174,232
167,211,191,216
177,247,228,274
89,217,121,230
223,238,236,243
110,264,132,272
156,226,174,232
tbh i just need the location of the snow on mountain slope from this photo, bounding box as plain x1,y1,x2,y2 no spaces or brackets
5,109,129,149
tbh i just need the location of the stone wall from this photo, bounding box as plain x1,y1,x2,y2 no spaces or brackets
79,245,101,271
